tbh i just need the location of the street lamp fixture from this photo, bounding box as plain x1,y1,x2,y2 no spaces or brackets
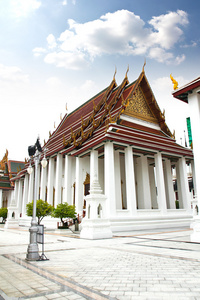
26,138,47,261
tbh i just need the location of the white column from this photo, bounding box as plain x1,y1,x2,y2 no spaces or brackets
149,165,158,209
22,174,29,217
188,92,200,209
75,157,83,213
177,157,191,211
114,151,122,209
163,159,175,209
154,152,167,213
191,160,197,198
90,149,99,184
36,165,40,200
0,189,2,208
136,155,151,209
40,163,47,201
104,142,116,216
28,169,34,203
55,153,63,207
63,154,72,204
47,157,55,206
17,180,23,218
125,146,137,214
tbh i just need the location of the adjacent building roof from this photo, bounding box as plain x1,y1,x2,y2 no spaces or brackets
0,150,25,190
172,77,200,103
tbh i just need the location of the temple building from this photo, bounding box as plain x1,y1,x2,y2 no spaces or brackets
0,150,24,210
12,68,194,231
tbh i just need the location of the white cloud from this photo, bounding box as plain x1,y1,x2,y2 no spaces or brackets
33,47,47,57
44,51,88,70
0,64,29,83
62,0,67,5
47,34,57,49
175,54,186,65
10,0,41,18
36,9,189,69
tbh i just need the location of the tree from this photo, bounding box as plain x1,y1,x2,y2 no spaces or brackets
26,200,54,225
52,202,76,227
0,208,8,223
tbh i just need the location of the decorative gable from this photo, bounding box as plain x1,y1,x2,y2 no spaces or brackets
124,86,157,124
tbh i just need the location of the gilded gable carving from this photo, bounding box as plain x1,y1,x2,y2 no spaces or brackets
124,86,157,123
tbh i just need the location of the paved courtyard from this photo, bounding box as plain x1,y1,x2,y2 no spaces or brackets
0,225,200,300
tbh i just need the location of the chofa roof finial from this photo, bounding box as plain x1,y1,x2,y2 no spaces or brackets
125,65,129,78
113,66,117,81
142,58,146,73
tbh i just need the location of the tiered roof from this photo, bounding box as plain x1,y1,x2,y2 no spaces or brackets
15,68,193,180
0,150,25,190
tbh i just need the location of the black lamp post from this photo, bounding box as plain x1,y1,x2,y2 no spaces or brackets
26,138,47,261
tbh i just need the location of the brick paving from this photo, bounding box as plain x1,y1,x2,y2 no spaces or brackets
0,226,200,299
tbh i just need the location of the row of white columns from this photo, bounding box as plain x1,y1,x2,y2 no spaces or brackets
14,141,191,219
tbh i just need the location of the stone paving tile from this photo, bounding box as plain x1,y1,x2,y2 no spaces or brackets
1,227,200,299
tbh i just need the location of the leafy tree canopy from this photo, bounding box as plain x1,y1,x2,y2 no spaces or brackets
26,199,54,225
0,208,8,223
52,202,76,226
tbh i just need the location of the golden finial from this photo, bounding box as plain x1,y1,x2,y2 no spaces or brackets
142,58,146,73
81,126,84,138
66,103,68,111
163,109,165,118
93,100,96,111
125,65,129,78
60,113,62,120
170,74,178,90
172,129,175,139
49,131,51,137
44,139,46,145
113,66,117,80
54,122,56,129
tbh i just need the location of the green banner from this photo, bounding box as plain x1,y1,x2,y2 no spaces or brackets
186,117,193,147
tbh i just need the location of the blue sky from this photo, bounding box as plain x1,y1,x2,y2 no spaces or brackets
0,0,199,160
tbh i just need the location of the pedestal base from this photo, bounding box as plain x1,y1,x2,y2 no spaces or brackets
4,219,19,229
80,218,113,239
190,216,200,242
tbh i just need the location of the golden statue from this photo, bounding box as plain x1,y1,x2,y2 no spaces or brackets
170,74,178,90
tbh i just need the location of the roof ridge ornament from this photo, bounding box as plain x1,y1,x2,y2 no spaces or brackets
125,65,129,79
170,74,178,90
142,58,146,73
113,66,117,81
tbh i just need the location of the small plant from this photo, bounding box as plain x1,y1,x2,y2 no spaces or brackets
0,208,8,223
52,202,76,227
26,199,54,225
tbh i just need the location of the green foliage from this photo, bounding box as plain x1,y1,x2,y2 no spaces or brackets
52,202,76,226
0,208,8,223
26,199,54,224
175,200,179,209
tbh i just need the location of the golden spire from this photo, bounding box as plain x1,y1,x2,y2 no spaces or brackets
113,66,117,80
60,113,62,120
170,74,178,90
125,65,129,78
142,58,146,73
